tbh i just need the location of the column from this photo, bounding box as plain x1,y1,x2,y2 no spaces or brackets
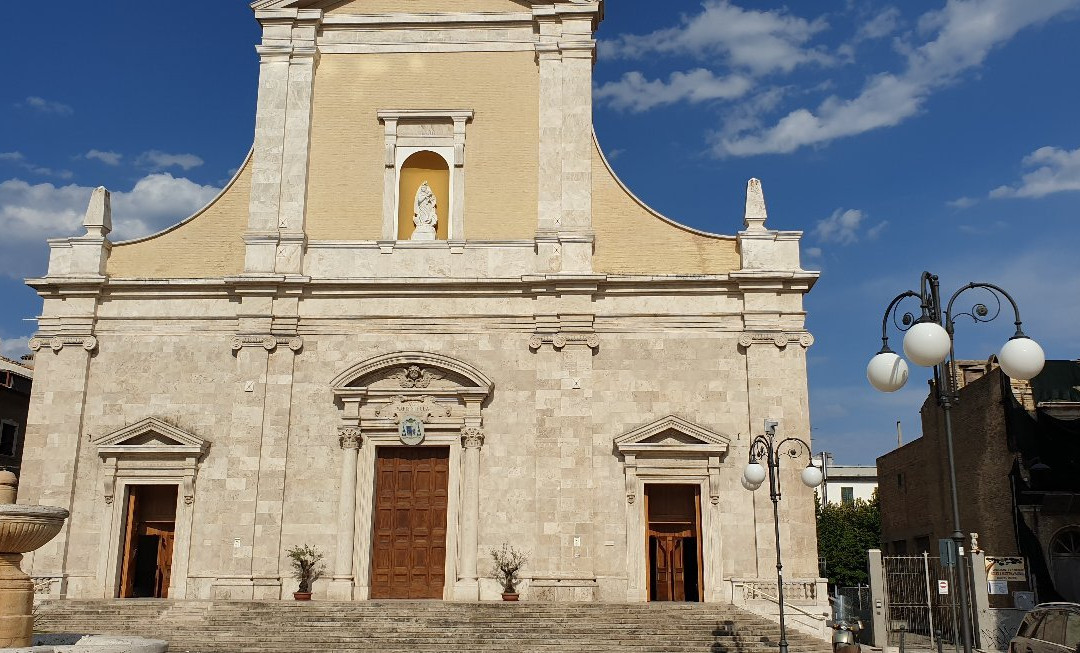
455,427,483,600
328,427,361,600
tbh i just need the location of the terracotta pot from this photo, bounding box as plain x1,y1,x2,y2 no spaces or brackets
501,592,519,601
293,591,312,601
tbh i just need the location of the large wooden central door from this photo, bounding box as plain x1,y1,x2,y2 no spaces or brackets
371,446,450,599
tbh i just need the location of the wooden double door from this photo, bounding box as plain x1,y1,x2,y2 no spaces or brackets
370,447,450,599
119,485,177,598
646,484,702,602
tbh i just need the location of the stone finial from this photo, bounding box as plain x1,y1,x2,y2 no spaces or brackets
83,186,112,237
743,178,768,232
0,471,16,504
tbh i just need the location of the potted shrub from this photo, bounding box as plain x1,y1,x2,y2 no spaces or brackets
286,544,325,600
490,543,528,601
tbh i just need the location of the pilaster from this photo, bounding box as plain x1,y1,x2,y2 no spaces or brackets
246,10,322,277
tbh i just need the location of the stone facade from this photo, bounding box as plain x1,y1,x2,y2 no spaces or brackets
19,0,824,610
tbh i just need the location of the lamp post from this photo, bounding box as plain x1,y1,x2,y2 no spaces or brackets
742,419,824,653
866,271,1045,653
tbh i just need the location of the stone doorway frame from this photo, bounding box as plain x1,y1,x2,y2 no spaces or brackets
329,351,493,601
92,417,208,600
614,415,730,603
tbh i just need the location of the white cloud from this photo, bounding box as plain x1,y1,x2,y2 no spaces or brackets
805,246,823,258
595,69,752,112
717,0,1079,156
989,145,1080,198
85,150,123,166
601,1,831,76
0,151,72,180
813,208,865,245
606,148,626,161
855,7,901,42
0,173,220,278
136,150,204,171
947,196,979,209
22,96,73,116
0,337,31,361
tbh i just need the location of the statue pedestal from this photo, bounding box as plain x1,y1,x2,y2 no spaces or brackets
410,228,436,241
0,553,33,648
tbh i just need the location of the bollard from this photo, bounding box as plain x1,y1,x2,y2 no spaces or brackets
936,629,944,653
899,624,907,653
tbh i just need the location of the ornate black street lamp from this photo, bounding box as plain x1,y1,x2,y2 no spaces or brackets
866,271,1045,653
742,419,824,653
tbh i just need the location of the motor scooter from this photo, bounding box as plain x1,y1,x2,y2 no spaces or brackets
827,618,862,653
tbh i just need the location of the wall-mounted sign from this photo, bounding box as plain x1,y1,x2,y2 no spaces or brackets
399,417,425,445
938,580,949,595
986,557,1026,582
988,580,1009,595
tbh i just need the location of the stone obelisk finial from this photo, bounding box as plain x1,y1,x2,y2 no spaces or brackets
743,178,768,232
83,186,112,238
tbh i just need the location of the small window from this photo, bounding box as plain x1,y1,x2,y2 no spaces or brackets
841,487,854,505
0,422,17,457
897,473,904,489
1037,610,1067,645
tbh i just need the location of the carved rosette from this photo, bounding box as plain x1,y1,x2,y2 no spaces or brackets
460,426,485,449
231,335,304,353
528,332,600,351
29,335,98,353
738,331,814,349
338,426,362,450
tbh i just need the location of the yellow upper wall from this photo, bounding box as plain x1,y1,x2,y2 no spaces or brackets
592,138,739,275
306,52,539,241
105,151,252,279
327,0,528,13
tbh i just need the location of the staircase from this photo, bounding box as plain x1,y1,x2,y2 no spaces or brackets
35,600,833,653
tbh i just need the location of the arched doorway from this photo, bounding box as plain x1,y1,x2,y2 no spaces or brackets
1050,527,1080,601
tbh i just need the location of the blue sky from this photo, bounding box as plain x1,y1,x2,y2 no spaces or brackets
2,1,1078,464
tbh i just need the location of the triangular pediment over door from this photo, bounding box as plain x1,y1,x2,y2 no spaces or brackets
92,417,209,506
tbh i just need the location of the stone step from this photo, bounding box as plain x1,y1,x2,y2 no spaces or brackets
36,600,832,653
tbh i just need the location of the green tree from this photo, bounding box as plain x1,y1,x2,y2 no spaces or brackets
816,490,881,586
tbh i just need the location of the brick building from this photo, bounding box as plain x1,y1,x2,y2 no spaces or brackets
877,359,1080,602
0,355,33,475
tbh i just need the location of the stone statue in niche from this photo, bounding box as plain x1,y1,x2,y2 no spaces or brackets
411,181,438,240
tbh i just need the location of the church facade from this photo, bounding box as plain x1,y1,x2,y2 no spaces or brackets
20,0,824,612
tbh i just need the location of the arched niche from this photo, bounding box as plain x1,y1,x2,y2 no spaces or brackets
398,151,450,241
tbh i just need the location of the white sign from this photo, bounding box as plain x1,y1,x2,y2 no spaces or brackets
986,557,1026,582
938,580,949,595
988,580,1009,595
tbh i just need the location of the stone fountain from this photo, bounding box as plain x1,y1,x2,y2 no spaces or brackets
0,471,69,648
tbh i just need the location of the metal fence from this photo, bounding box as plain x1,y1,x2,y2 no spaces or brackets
882,553,967,651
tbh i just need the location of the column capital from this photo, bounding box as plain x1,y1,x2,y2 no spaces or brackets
460,426,485,449
338,426,362,450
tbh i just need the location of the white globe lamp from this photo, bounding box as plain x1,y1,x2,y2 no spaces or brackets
867,351,909,392
998,337,1045,380
743,462,767,486
903,321,951,367
740,476,762,492
801,465,824,488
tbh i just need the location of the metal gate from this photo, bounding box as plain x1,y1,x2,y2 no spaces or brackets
882,553,968,651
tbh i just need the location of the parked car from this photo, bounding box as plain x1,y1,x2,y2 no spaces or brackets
1011,603,1080,653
